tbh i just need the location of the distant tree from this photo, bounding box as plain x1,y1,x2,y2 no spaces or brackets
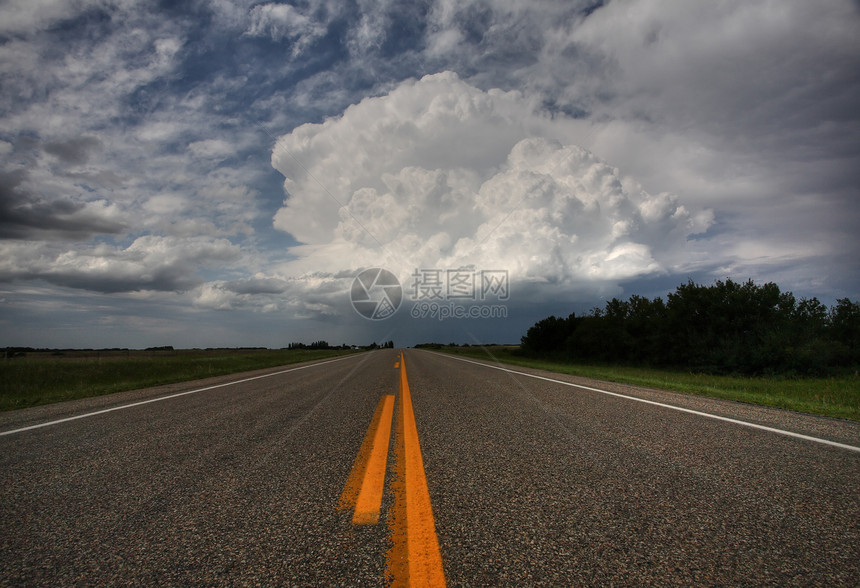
520,314,577,356
520,278,856,375
664,279,784,372
625,294,667,363
830,298,860,364
777,296,832,373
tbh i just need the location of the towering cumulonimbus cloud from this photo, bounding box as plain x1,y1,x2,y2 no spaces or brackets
271,72,713,293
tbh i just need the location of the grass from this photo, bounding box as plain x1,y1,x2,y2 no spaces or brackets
434,345,860,422
0,348,362,412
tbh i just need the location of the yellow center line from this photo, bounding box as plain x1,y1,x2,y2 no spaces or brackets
339,352,446,585
387,352,446,586
338,395,391,515
353,394,395,524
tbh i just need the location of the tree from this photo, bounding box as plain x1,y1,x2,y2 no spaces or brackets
520,314,576,356
830,298,860,364
520,278,856,374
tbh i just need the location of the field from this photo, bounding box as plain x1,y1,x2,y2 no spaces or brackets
0,348,361,412
435,345,860,421
4,345,858,421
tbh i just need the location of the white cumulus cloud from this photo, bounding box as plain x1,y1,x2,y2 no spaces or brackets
271,72,713,308
245,2,328,55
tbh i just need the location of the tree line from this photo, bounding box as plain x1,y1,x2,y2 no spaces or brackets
520,279,859,375
287,340,395,350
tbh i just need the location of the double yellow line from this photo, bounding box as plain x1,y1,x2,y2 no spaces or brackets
338,352,446,586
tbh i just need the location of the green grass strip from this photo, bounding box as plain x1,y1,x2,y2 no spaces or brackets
436,346,860,422
0,349,362,412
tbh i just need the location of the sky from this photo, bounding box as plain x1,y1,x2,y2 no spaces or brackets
1,0,858,349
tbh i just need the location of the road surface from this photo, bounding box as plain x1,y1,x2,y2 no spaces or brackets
1,349,858,585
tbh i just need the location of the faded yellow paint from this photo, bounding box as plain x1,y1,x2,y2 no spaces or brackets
352,394,395,524
338,395,389,513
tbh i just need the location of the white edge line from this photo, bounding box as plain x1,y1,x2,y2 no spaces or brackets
427,351,860,454
0,354,362,437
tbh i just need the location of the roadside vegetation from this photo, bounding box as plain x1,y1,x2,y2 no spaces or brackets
432,345,859,421
0,347,364,411
520,279,859,376
424,278,859,421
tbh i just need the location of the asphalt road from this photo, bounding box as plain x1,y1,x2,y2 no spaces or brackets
1,349,858,586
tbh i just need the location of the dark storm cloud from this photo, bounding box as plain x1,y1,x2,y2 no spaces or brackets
0,169,126,240
43,265,203,294
43,136,102,165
